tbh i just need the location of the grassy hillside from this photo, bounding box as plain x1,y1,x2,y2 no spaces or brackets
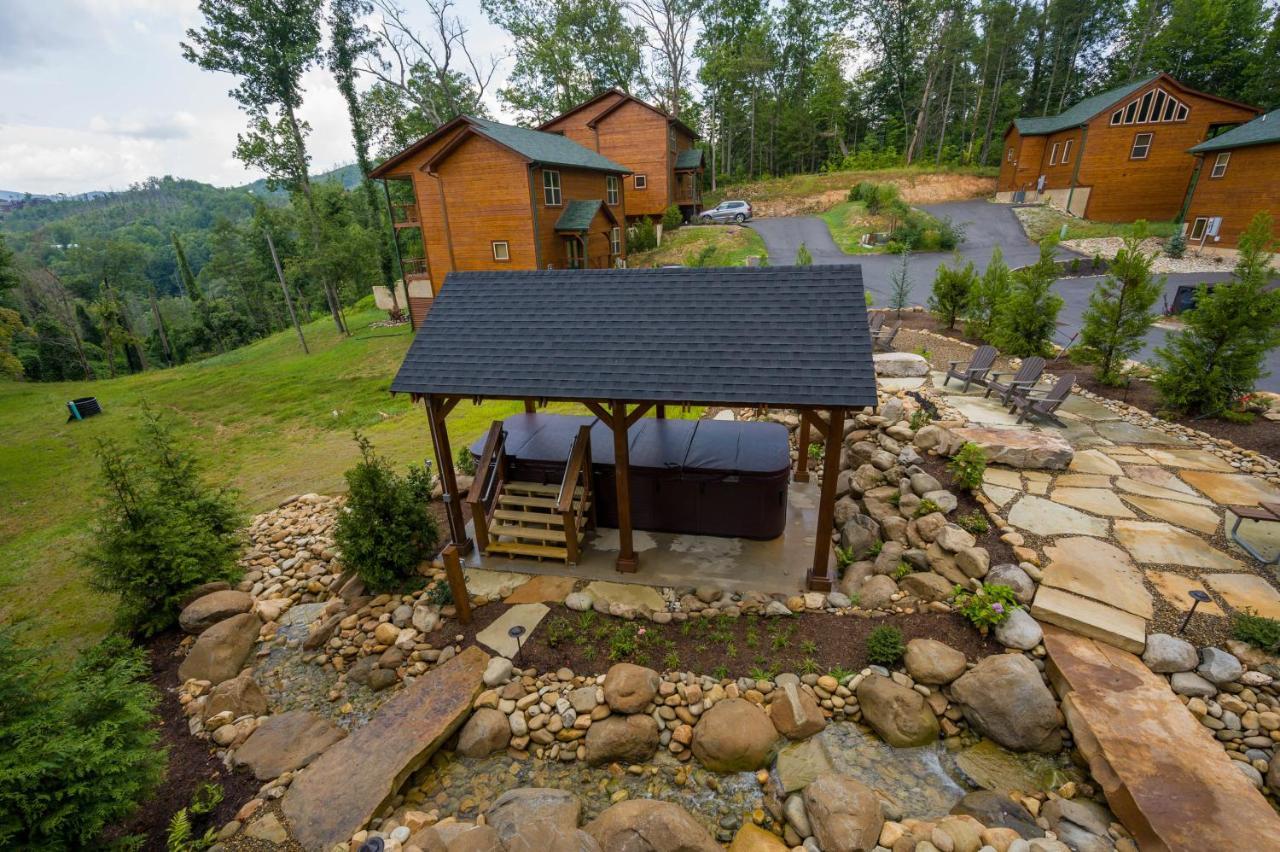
705,167,998,217
628,224,768,267
0,303,583,655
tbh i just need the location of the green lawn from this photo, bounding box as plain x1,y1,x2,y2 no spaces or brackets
819,200,893,255
629,224,768,267
0,303,592,656
1015,205,1179,243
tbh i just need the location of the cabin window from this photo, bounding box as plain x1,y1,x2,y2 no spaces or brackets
1007,147,1014,162
607,175,620,205
1130,132,1153,160
1210,152,1230,178
492,241,510,261
1049,143,1059,165
1061,139,1072,163
1189,217,1209,241
543,170,562,205
610,226,622,256
634,174,648,190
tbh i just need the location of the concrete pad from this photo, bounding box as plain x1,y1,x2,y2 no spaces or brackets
503,574,577,604
581,580,666,612
1179,470,1280,507
878,377,927,391
1140,448,1234,472
464,569,531,600
1113,521,1242,571
983,467,1023,489
1031,587,1146,653
1114,477,1211,506
1053,474,1113,489
1204,573,1280,619
946,396,1023,426
1145,571,1223,617
1122,465,1202,496
983,484,1019,507
1067,450,1124,476
592,528,660,553
1007,495,1110,538
1121,496,1220,535
1228,509,1280,564
1093,421,1182,445
475,604,550,658
1058,396,1124,420
1050,487,1136,519
1042,537,1152,619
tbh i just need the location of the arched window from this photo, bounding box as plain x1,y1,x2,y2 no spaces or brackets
1110,87,1189,126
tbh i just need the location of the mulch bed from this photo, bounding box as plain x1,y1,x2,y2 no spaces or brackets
914,452,1017,567
426,603,1000,680
101,632,260,852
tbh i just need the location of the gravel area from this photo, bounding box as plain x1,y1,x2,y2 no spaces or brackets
1060,237,1235,274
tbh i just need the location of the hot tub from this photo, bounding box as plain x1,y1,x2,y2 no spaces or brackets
470,413,791,539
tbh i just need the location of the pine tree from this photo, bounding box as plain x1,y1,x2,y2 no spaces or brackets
1077,228,1164,384
795,242,813,265
965,247,1012,340
992,240,1064,357
888,251,914,319
928,255,977,329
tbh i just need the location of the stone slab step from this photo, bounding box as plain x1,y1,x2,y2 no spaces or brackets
1030,586,1146,654
1044,626,1280,851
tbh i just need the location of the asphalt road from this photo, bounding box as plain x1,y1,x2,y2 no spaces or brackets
748,201,1280,392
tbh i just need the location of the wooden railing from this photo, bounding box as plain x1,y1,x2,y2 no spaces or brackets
392,203,419,225
401,257,428,278
557,425,595,564
466,421,507,553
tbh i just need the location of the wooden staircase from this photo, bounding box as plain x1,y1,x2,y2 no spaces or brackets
467,423,596,564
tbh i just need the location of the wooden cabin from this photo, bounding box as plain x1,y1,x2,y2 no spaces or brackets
370,115,631,326
996,74,1258,222
539,89,704,222
1181,109,1280,250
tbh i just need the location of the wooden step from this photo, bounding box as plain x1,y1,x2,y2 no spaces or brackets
485,541,568,560
491,523,573,543
493,508,588,527
504,481,584,497
497,494,590,512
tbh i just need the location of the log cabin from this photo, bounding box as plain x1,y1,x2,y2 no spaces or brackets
996,74,1258,222
370,115,631,326
539,89,704,222
1180,109,1280,250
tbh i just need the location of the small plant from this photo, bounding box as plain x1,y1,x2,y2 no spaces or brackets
576,610,597,633
1165,231,1186,259
909,409,932,430
948,442,987,492
914,498,941,517
795,242,813,265
799,657,821,675
800,639,818,655
866,625,905,665
455,446,477,476
867,540,884,557
748,666,776,681
891,561,913,580
828,665,855,683
581,645,598,662
544,616,573,647
664,650,682,670
1232,609,1280,652
808,441,824,460
608,623,641,660
888,493,901,507
956,511,990,535
928,256,977,330
835,545,855,568
914,345,933,360
725,642,738,658
712,664,729,680
953,584,1019,627
423,580,452,607
167,782,224,852
745,626,760,648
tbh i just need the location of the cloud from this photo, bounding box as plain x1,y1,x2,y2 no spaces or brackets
88,111,199,140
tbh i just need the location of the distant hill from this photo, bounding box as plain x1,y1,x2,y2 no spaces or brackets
0,189,109,203
240,163,365,198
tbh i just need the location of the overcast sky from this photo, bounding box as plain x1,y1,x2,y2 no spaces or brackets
0,0,513,195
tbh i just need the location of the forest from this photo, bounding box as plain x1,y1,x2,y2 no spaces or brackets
2,0,1278,382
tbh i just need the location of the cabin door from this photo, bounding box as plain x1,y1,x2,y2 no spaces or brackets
565,236,585,269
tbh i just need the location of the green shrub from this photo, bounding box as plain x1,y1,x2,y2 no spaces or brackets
1166,231,1186,259
684,244,718,267
1077,228,1164,385
795,242,813,266
84,407,242,636
333,433,439,592
866,625,905,665
965,247,1012,340
166,782,224,852
909,408,932,430
455,446,477,476
956,511,990,535
630,217,658,252
929,256,978,330
992,240,1064,357
914,498,942,517
891,562,913,580
0,632,166,848
662,204,684,230
948,442,987,491
953,584,1019,627
1232,609,1280,652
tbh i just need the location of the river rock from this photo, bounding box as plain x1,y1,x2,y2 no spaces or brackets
802,773,883,852
985,564,1036,604
1197,647,1243,684
179,612,262,685
855,674,940,747
585,713,660,765
993,608,1043,651
1142,633,1198,673
899,572,955,602
603,663,660,714
950,655,1063,753
486,787,599,851
456,707,512,757
234,710,347,780
483,657,514,687
585,799,719,851
729,824,787,850
859,575,899,610
691,698,780,772
179,589,254,634
769,683,827,740
203,671,268,722
903,638,967,684
950,791,1043,838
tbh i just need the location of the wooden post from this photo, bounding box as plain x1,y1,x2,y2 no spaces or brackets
425,395,471,554
266,230,309,354
611,401,638,573
524,399,536,413
808,407,845,592
795,413,811,483
655,404,666,419
441,544,471,625
381,179,414,331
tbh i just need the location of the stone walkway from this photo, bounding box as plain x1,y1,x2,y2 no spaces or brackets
932,372,1280,651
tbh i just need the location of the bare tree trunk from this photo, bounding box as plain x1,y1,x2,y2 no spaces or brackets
935,55,957,165
150,288,173,366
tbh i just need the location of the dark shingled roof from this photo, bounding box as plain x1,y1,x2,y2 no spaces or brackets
554,200,603,232
1190,109,1280,153
391,266,877,408
1015,77,1156,136
467,116,630,173
675,148,704,170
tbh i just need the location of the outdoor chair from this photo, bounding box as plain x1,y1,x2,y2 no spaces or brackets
1227,502,1280,565
943,345,998,391
873,324,900,352
868,312,885,336
1008,373,1074,426
985,356,1047,404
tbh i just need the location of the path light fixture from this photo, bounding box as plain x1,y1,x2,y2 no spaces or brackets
359,837,385,852
1178,590,1212,634
509,624,527,666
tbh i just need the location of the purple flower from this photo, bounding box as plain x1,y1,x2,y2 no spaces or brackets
991,603,1005,614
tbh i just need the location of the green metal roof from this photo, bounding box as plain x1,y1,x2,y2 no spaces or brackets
467,116,631,173
1014,77,1157,136
554,200,603,232
1189,109,1280,153
675,148,704,170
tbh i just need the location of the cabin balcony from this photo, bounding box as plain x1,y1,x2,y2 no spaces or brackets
391,202,420,228
401,257,429,280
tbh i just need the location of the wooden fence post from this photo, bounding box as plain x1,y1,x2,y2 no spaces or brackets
442,544,471,625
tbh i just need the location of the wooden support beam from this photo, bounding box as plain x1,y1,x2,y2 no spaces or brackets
523,399,536,413
442,544,472,625
425,395,471,555
800,408,830,435
611,401,638,573
439,396,461,418
808,407,845,592
625,402,654,429
655,404,666,419
795,413,811,483
584,400,611,422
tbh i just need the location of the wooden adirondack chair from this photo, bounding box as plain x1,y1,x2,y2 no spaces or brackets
1008,373,1074,425
873,324,900,352
985,356,1047,404
868,312,885,336
943,345,998,391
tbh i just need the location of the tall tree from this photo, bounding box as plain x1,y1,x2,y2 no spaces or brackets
0,234,19,294
1077,229,1164,383
628,0,700,116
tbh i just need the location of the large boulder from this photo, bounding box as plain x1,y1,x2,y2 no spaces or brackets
950,791,1043,838
203,671,268,722
855,675,939,748
179,589,254,635
485,787,600,851
1197,647,1243,684
801,773,883,852
456,707,512,758
179,612,262,685
873,352,929,378
1142,633,1198,673
691,698,780,772
899,572,954,603
234,710,347,780
603,663,660,714
946,427,1073,470
858,575,898,610
584,799,719,852
993,608,1043,651
768,683,826,740
585,714,660,766
950,654,1063,753
903,638,967,685
985,564,1036,604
